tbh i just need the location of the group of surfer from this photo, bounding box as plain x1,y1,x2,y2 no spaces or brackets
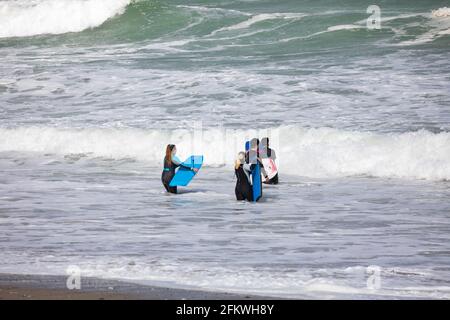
161,137,278,202
234,137,278,202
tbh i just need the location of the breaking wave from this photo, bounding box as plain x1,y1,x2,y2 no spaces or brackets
0,0,131,38
1,126,449,181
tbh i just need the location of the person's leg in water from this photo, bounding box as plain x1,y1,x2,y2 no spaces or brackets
163,182,178,194
235,186,252,201
243,185,253,201
264,173,279,185
162,171,178,194
235,186,245,200
271,173,278,184
238,177,253,201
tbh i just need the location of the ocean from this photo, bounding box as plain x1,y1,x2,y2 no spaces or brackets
0,0,449,299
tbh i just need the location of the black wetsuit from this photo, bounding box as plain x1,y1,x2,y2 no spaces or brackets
265,172,278,185
235,164,253,201
261,148,278,185
161,157,191,194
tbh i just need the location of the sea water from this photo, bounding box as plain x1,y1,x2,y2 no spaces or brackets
0,0,450,299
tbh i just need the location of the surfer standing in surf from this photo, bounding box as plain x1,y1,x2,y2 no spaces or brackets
161,144,198,194
234,152,253,201
260,137,279,185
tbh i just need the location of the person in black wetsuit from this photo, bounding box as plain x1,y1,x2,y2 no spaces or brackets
247,138,269,183
234,152,253,201
260,137,278,185
161,144,197,194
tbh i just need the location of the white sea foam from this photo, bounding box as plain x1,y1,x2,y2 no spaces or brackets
397,7,450,45
0,0,131,38
176,5,249,17
2,255,449,299
1,126,449,181
280,126,450,181
432,7,450,18
213,12,306,34
327,24,363,32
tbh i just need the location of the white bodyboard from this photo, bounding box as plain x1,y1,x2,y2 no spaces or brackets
261,158,278,179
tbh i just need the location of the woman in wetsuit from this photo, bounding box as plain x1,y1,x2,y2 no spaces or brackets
260,137,278,185
234,152,253,201
247,138,269,183
161,144,197,194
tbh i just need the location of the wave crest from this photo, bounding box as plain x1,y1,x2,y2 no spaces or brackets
432,7,450,18
1,126,449,181
0,0,131,38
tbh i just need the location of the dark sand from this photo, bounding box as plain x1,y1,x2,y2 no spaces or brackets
0,273,274,300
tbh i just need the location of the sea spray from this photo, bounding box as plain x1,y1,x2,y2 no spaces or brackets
1,126,449,181
0,0,131,38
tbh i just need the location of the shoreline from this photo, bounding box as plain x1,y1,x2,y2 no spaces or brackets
0,273,276,300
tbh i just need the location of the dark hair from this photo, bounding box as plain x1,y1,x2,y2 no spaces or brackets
250,138,259,149
165,144,175,163
261,137,271,157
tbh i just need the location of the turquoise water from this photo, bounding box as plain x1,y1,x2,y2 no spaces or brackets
1,1,450,131
0,0,450,299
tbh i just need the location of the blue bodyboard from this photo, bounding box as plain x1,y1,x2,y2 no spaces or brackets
245,140,262,202
252,163,262,202
169,155,203,187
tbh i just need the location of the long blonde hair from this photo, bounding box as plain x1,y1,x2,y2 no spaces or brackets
235,152,245,169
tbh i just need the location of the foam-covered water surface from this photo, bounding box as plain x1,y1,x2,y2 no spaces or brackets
1,0,450,299
0,153,449,299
